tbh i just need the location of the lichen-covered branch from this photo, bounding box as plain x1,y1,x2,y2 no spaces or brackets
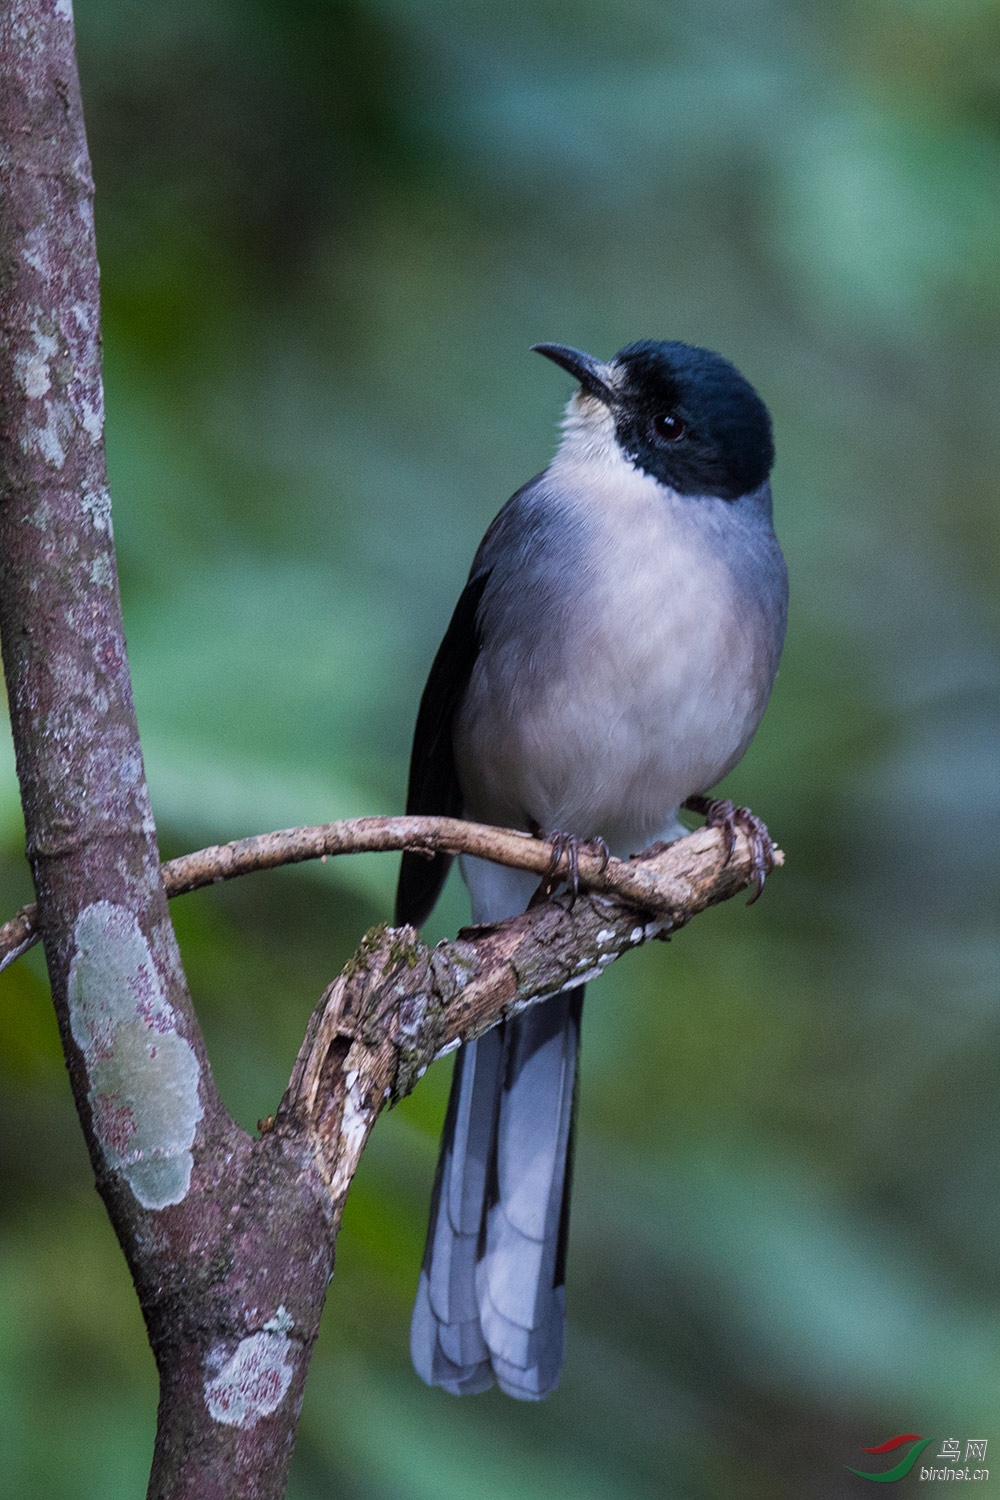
0,0,235,1199
0,6,325,1496
0,811,783,972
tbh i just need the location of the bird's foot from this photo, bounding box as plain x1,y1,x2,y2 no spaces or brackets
683,795,774,904
529,828,610,906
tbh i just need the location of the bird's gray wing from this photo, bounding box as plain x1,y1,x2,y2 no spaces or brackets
395,472,550,928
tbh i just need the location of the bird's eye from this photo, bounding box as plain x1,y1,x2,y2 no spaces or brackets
653,412,686,443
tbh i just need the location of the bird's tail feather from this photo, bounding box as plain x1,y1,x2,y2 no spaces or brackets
411,987,583,1399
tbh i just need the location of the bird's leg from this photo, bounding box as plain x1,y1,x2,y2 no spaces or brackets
683,794,775,904
527,822,610,906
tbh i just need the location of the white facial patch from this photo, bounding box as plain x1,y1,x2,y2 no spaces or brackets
551,391,623,472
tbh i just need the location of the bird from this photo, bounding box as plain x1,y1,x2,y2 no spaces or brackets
396,338,788,1400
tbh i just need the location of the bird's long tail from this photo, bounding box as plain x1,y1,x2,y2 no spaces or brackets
410,986,583,1399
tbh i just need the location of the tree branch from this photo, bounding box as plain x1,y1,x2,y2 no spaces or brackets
0,811,783,972
278,816,775,1213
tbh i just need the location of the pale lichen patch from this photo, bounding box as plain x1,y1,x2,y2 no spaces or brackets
22,224,51,279
204,1329,296,1429
88,554,113,588
33,403,67,467
559,966,603,988
14,325,57,398
393,991,431,1051
80,486,113,534
262,1306,294,1336
12,313,76,467
67,902,203,1210
327,1070,372,1199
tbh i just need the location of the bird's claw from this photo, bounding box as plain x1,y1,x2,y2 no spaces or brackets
530,830,609,906
583,834,610,875
683,795,774,903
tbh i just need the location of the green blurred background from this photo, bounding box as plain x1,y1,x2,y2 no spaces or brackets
2,0,999,1495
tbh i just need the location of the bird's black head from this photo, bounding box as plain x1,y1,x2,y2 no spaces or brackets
532,339,774,500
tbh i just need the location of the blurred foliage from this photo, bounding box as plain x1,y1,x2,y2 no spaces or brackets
2,0,999,1496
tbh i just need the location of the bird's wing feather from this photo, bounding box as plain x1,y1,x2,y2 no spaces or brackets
395,570,489,927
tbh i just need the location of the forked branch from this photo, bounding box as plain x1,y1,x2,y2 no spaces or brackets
275,816,777,1216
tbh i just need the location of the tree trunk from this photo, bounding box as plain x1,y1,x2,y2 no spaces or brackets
0,5,335,1494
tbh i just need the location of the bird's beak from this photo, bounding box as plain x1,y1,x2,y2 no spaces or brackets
531,343,616,406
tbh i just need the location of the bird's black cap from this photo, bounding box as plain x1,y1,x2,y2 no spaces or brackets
534,338,774,500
